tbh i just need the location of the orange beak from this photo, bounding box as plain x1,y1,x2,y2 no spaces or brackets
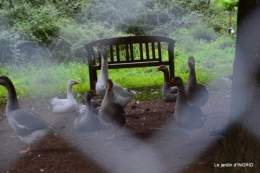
106,83,111,89
170,79,174,85
97,43,105,49
156,66,161,71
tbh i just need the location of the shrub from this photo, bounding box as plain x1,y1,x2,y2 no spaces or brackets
191,25,218,41
0,30,52,66
216,36,235,50
81,0,199,36
56,21,127,62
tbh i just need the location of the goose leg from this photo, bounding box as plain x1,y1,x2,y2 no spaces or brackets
19,145,31,153
183,136,192,146
107,128,118,139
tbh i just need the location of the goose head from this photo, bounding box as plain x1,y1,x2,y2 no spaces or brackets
66,80,79,100
188,56,195,66
156,65,168,72
85,90,98,100
106,79,113,90
97,43,107,58
0,76,12,87
0,76,18,104
170,77,184,87
68,79,79,86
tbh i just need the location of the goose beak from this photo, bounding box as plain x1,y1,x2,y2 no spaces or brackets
74,81,79,85
188,61,194,66
97,43,102,49
188,56,195,66
106,83,112,89
170,79,174,85
94,92,99,96
156,66,161,71
97,43,105,49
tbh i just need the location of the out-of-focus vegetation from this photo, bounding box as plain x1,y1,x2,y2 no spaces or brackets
0,0,238,100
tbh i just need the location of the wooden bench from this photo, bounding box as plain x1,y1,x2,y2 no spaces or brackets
84,35,176,90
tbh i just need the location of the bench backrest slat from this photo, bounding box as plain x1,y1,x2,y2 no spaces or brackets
109,46,114,63
158,42,162,62
139,43,144,60
130,43,134,61
151,42,155,60
145,43,149,60
125,44,129,61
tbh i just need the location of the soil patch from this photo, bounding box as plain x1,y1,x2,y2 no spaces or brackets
0,93,231,173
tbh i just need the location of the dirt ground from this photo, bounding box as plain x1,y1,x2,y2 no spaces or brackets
0,89,231,173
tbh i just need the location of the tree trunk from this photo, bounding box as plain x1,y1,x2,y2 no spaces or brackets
207,0,211,6
208,1,260,173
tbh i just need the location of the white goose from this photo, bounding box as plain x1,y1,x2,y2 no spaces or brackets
95,43,136,107
50,79,79,113
0,76,53,153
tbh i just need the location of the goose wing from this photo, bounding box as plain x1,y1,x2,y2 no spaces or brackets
8,109,52,137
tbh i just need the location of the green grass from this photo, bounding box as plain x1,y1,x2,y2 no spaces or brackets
0,63,170,102
0,60,232,104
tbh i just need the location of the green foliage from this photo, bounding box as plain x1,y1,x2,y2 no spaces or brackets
173,0,219,19
0,0,237,102
0,30,51,65
191,25,218,41
82,0,199,36
0,0,92,64
3,3,67,42
172,25,235,86
0,0,235,65
0,61,88,99
174,0,237,34
1,0,89,42
217,0,238,12
56,22,126,61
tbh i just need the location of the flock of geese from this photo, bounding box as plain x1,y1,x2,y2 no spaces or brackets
0,43,226,153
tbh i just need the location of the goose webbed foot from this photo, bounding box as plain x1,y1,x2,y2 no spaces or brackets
107,128,119,140
19,145,31,153
107,133,116,140
182,136,193,146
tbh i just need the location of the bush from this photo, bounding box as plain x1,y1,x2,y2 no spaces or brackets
0,0,235,71
56,21,127,62
191,25,218,41
217,36,235,50
0,30,52,66
81,0,200,36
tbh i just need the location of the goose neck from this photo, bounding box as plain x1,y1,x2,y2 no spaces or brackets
188,64,197,84
85,97,92,110
163,70,171,89
163,70,170,83
5,81,20,112
175,85,189,110
67,84,74,99
100,55,109,79
103,88,114,104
